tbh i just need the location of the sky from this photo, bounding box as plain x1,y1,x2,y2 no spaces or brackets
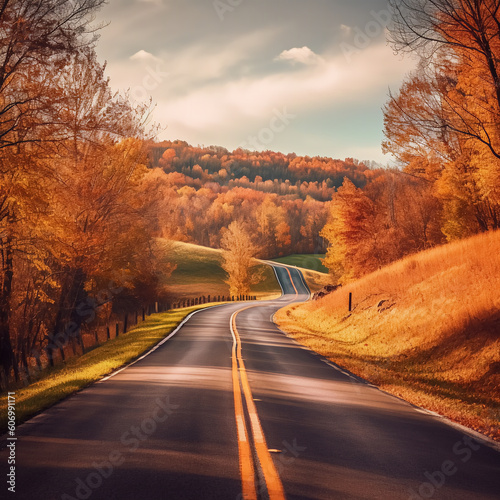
94,0,416,164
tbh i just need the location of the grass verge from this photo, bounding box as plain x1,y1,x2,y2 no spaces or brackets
272,254,329,274
275,230,500,442
0,303,221,434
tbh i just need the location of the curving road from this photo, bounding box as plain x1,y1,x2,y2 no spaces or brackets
1,264,499,499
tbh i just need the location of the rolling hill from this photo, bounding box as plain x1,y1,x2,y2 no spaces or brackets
162,240,329,301
275,230,500,441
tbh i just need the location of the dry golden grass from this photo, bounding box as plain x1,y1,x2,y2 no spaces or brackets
275,230,500,441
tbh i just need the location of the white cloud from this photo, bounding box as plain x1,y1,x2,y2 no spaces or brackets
103,32,415,157
153,40,415,130
340,24,352,35
276,46,324,65
129,50,162,63
110,29,278,97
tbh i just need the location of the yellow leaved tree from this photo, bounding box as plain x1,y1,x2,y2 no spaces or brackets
220,221,263,297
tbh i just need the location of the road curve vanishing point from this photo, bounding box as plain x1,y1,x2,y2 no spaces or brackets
1,264,499,500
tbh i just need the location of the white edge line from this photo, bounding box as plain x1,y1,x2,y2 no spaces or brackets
294,267,313,300
270,311,500,454
262,260,317,301
256,265,500,454
99,304,229,382
269,264,285,296
229,310,238,347
412,408,500,453
0,302,238,442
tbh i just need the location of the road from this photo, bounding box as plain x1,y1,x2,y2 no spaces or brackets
1,264,499,499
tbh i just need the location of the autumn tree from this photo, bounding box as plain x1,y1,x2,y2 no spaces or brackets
321,173,443,283
389,0,500,121
43,138,150,361
220,221,262,297
7,43,154,370
255,197,291,257
385,0,500,240
321,178,377,283
0,0,106,149
0,0,106,386
0,2,165,387
297,197,328,255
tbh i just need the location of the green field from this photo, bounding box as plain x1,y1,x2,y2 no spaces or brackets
163,240,281,300
269,254,331,293
272,254,329,274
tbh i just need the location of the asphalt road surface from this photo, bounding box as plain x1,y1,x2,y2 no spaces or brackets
1,264,499,500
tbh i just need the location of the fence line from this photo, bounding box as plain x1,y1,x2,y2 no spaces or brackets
10,294,258,389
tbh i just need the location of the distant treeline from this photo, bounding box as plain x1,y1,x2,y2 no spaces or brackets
149,140,373,202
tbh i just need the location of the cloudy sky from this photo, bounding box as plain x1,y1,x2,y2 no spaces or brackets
94,0,415,164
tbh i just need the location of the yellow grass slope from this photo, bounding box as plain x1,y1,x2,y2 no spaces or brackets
275,230,500,441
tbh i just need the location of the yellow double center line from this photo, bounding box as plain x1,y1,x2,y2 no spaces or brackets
231,305,286,500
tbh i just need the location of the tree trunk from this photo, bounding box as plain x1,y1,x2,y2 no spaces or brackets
0,229,18,387
48,267,86,365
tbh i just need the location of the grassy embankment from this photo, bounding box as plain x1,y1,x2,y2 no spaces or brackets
270,254,330,293
275,230,500,441
0,304,218,433
165,240,282,300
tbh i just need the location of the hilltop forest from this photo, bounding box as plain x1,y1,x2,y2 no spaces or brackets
146,140,372,256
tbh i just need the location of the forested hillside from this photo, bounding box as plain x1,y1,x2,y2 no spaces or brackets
149,140,372,199
144,140,373,256
147,141,447,280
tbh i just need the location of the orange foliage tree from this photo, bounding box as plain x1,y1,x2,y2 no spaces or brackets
0,0,108,386
385,0,500,239
0,3,166,387
322,172,443,283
